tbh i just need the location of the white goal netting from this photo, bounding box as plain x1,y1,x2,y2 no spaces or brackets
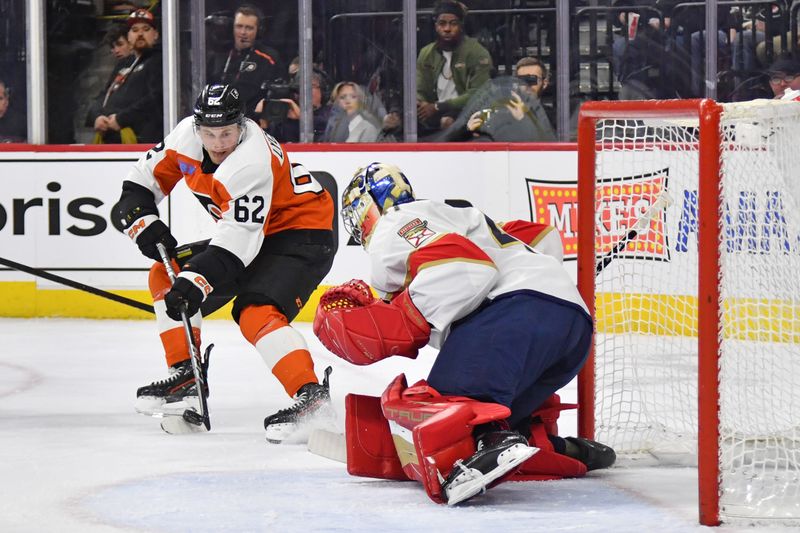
588,100,800,522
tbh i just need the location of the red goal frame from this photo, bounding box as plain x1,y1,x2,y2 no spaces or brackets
576,99,723,526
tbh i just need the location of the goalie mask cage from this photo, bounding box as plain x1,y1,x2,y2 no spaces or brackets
576,99,800,527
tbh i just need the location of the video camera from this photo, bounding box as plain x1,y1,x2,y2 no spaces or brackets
261,80,299,124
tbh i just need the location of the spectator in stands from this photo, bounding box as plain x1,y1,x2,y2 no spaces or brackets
766,56,800,100
416,0,492,136
657,1,732,98
207,4,282,121
104,23,134,61
0,78,27,142
730,2,790,75
446,57,555,143
322,81,380,143
609,0,666,99
86,9,162,144
262,69,332,143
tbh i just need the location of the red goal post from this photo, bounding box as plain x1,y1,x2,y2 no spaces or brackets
576,99,800,527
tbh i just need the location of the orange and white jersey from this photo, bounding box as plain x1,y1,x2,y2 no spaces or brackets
365,200,588,347
125,117,332,267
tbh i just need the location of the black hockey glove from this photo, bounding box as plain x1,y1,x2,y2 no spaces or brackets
164,271,212,321
126,215,177,262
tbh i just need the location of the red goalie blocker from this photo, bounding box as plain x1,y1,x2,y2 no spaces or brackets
313,280,431,365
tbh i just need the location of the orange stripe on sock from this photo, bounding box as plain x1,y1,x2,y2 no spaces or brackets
239,304,288,345
160,326,202,367
272,349,317,397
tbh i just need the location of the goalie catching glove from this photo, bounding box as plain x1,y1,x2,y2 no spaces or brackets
313,279,431,365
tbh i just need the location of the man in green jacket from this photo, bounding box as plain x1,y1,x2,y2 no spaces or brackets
417,0,493,135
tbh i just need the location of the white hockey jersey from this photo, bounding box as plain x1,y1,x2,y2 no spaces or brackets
366,200,589,348
124,117,332,268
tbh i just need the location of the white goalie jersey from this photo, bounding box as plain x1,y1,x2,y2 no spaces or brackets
366,200,589,348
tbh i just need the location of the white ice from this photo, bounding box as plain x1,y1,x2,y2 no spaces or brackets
0,318,784,532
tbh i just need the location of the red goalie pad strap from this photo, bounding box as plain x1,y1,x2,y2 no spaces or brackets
313,289,431,365
344,393,409,481
379,374,511,504
513,422,587,481
512,394,585,481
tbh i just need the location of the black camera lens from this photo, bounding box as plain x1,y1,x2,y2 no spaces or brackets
516,74,540,86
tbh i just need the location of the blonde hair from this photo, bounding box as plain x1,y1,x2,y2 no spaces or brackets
330,81,365,108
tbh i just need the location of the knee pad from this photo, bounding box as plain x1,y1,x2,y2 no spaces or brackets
238,304,288,344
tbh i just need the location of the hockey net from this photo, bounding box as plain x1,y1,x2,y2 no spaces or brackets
576,99,800,526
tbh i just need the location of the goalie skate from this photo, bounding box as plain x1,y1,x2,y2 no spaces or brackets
264,366,334,444
442,431,538,506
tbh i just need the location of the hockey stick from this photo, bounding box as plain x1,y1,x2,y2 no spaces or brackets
0,256,154,313
156,242,211,431
595,189,674,275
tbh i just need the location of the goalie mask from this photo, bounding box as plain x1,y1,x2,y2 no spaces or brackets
342,162,415,246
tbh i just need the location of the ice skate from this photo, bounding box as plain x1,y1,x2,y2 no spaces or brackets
564,437,616,471
264,366,334,444
442,430,538,506
135,359,204,417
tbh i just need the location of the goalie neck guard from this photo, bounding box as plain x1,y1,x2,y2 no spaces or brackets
341,162,415,246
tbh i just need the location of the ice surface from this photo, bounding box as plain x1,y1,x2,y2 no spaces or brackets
0,318,780,532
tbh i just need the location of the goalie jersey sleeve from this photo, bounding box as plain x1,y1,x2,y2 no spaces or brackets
119,117,333,283
366,200,588,347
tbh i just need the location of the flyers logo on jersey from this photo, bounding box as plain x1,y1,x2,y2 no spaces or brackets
398,218,436,248
526,169,668,261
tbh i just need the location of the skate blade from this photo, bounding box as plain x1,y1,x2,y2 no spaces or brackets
266,405,338,445
445,445,539,506
134,396,165,416
307,429,347,463
265,422,298,444
160,412,208,435
137,397,201,418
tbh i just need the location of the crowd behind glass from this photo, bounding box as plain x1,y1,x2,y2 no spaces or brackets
1,0,799,145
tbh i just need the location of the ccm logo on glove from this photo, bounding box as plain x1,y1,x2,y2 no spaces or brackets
128,215,158,242
192,274,213,297
164,271,213,321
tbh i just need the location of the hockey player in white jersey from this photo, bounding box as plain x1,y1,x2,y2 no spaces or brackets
115,84,335,440
313,162,615,505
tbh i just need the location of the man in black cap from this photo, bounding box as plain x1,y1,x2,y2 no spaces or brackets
416,0,492,136
86,9,163,143
766,56,800,100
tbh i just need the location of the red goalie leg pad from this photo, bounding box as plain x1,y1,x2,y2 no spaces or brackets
380,374,511,504
344,393,409,481
513,394,587,481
